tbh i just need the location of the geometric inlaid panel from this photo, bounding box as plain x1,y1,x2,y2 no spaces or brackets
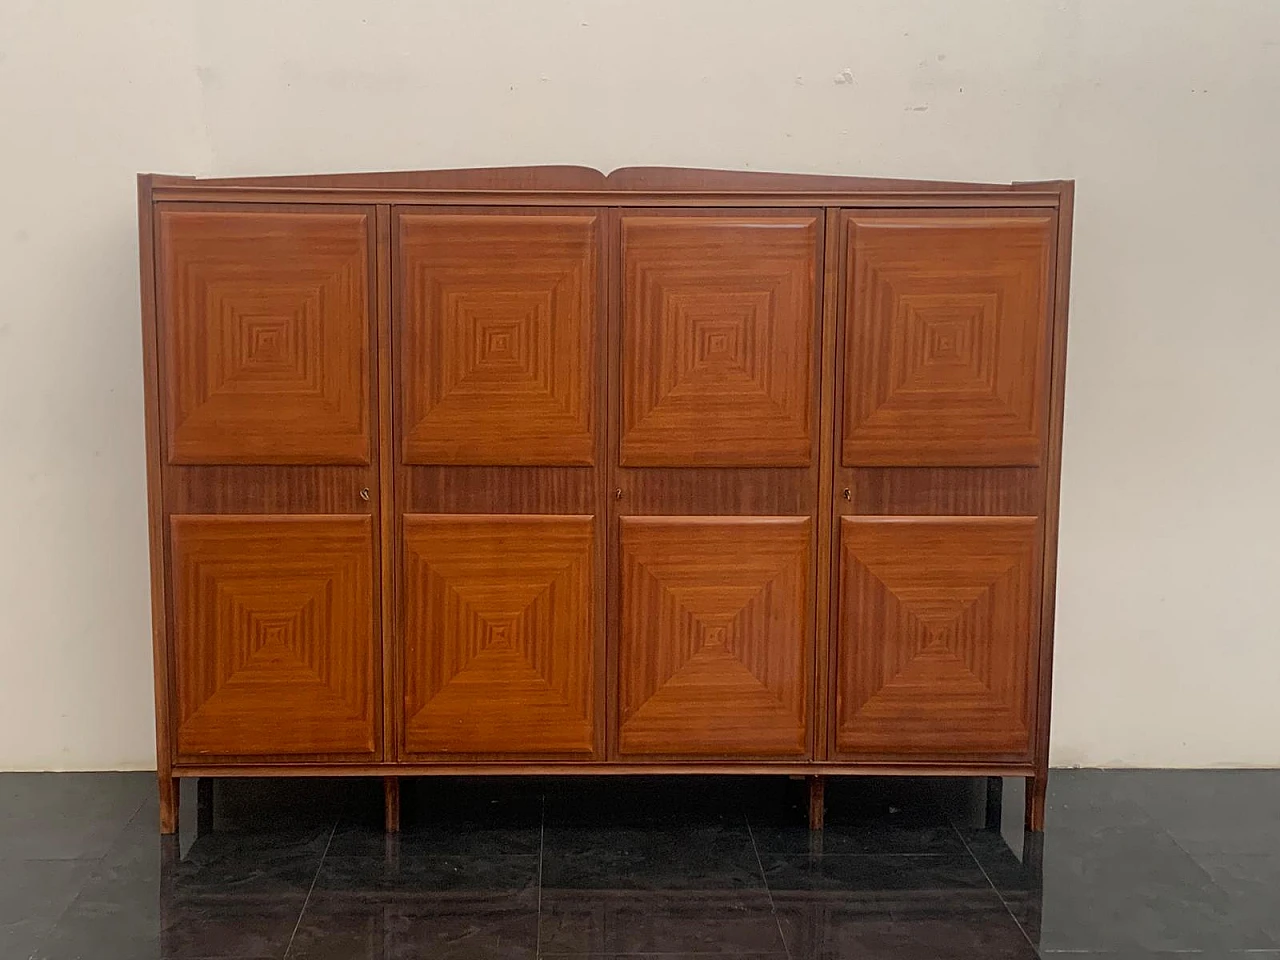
835,516,1040,759
169,514,377,759
158,209,371,465
398,213,598,466
843,215,1053,466
620,214,819,467
618,516,811,756
402,514,595,756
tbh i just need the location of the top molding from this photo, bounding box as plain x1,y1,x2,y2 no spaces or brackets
141,165,1070,208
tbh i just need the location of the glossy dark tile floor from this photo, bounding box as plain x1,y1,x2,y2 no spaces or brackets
2,771,1278,959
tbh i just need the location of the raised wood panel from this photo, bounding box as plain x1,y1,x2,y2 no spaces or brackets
402,515,595,756
158,208,372,465
618,517,811,757
835,516,1039,758
619,214,819,467
170,515,377,759
398,212,598,465
842,215,1052,466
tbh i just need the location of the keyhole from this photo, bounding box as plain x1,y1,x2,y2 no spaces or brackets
841,488,852,501
360,488,371,502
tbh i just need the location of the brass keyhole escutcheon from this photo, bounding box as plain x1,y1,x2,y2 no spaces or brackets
614,488,623,501
360,487,371,502
842,488,852,501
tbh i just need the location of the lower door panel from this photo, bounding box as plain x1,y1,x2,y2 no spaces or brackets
170,514,378,760
833,515,1040,760
617,516,812,758
401,514,596,757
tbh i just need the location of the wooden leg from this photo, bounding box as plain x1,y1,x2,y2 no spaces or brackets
1025,773,1047,832
158,773,178,835
384,776,401,833
807,775,825,831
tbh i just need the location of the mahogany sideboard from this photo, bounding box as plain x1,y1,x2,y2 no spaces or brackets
137,166,1073,834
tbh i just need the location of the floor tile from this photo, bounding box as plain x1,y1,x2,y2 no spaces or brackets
968,812,1277,953
0,772,151,860
291,852,540,960
538,889,786,956
762,852,992,893
287,893,538,960
1193,853,1280,942
774,893,1037,960
314,853,540,896
328,778,542,859
0,859,96,960
541,837,765,892
750,817,968,857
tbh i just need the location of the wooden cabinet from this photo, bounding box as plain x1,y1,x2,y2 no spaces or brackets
139,167,1072,836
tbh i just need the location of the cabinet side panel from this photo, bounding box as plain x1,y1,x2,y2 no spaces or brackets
139,177,171,776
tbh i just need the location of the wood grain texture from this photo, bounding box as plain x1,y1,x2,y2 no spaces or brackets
619,213,819,466
834,516,1039,759
405,465,596,515
398,211,598,465
165,465,375,514
139,175,176,831
848,467,1042,516
375,205,396,765
169,166,1020,193
618,517,811,757
842,214,1053,466
174,760,1036,777
402,515,596,757
170,515,378,760
158,207,373,464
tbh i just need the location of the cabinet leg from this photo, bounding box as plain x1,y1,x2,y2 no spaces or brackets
158,773,178,835
1025,773,1047,832
384,776,401,833
807,775,825,831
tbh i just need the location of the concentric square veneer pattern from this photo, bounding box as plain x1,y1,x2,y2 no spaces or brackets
620,215,818,466
619,516,811,756
398,213,597,465
836,516,1040,757
159,209,372,464
843,215,1053,466
170,515,377,759
402,515,595,756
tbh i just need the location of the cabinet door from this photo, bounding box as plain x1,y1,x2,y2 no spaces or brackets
402,515,595,756
613,211,822,758
158,206,383,763
159,208,372,465
171,516,377,759
394,209,606,758
834,517,1039,759
842,214,1053,467
619,517,810,756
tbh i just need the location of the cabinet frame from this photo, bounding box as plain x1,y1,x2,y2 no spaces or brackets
138,167,1073,836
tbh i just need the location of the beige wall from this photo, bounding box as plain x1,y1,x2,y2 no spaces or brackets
2,0,1277,769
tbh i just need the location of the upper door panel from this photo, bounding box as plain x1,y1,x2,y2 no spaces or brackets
397,211,598,466
841,214,1053,467
619,212,820,467
158,207,373,465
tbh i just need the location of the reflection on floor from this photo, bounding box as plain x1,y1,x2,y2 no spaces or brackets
2,771,1278,959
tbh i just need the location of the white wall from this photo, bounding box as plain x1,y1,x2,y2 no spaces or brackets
1,0,1277,770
